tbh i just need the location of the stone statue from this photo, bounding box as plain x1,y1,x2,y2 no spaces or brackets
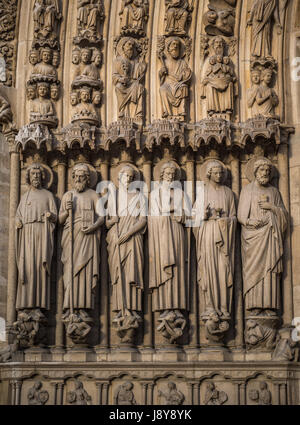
244,318,277,350
77,0,104,41
164,0,193,36
113,38,147,120
29,49,40,66
249,381,272,405
71,86,99,125
0,342,18,363
0,94,13,133
106,165,146,344
247,69,261,117
33,0,61,41
247,0,282,59
74,48,101,85
201,36,237,119
149,162,190,343
255,68,279,118
204,0,236,36
27,381,49,405
238,158,288,316
30,47,58,82
50,83,59,101
272,328,298,361
193,161,236,337
204,382,228,405
15,163,57,313
59,163,103,343
114,381,137,405
29,82,57,127
158,37,192,120
158,382,185,405
67,380,92,405
119,0,149,36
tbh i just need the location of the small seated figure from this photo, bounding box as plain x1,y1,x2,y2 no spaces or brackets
29,82,57,127
71,86,99,124
31,47,58,82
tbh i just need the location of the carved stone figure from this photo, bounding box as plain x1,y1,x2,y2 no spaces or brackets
50,83,59,101
193,161,236,323
238,158,288,315
149,162,190,343
33,0,61,41
247,69,261,117
272,328,298,361
27,381,49,405
204,382,228,405
71,86,99,125
204,0,236,36
157,309,187,343
114,381,137,405
247,0,282,59
67,380,92,405
158,382,185,405
30,47,58,82
255,68,279,118
15,163,57,312
29,82,57,127
119,0,149,36
73,48,101,86
29,49,40,66
158,37,192,120
59,163,103,343
0,342,18,363
113,38,147,120
106,165,146,344
164,0,193,36
0,94,13,133
12,308,47,348
249,381,272,405
77,0,104,42
201,36,237,119
245,318,277,350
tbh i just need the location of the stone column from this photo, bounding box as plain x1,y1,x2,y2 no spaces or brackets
187,382,193,404
230,156,244,348
185,154,199,352
96,382,103,405
99,159,109,349
15,380,22,405
142,382,148,405
6,148,20,341
273,382,280,405
280,383,287,405
236,381,246,405
102,382,109,405
277,142,294,325
148,383,154,405
143,157,153,349
56,382,64,405
55,159,66,350
194,382,200,405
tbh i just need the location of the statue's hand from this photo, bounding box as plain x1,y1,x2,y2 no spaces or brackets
118,233,131,245
258,201,273,211
16,220,23,229
112,216,119,225
81,225,95,235
247,219,261,229
66,199,73,211
276,24,282,35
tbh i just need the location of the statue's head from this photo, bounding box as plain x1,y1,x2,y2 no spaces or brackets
29,49,39,66
123,381,133,391
261,68,273,85
207,382,215,391
93,50,102,67
79,86,91,103
206,161,225,184
50,83,59,101
26,83,37,100
251,69,261,85
75,381,83,390
37,82,49,98
211,36,225,56
34,381,42,391
168,39,181,59
81,48,92,64
168,382,176,391
119,165,135,190
70,91,79,106
72,48,81,65
259,381,267,391
92,90,101,106
26,163,45,189
52,50,60,67
123,39,135,59
41,47,52,64
160,162,177,183
73,163,90,193
254,159,272,186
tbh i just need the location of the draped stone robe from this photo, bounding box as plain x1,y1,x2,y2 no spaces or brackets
15,188,57,310
193,183,236,316
148,184,190,311
113,55,146,118
107,190,146,312
238,182,288,311
60,189,101,310
159,55,192,117
250,0,278,57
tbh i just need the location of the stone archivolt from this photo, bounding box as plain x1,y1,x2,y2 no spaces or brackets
0,0,298,406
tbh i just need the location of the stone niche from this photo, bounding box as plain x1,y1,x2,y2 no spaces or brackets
0,0,299,406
